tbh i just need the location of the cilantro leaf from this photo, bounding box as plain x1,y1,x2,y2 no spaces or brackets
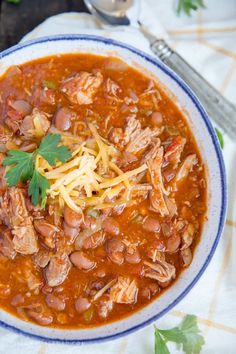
3,150,34,186
177,0,205,16
7,0,21,4
38,134,71,165
28,170,50,208
154,328,170,354
180,315,205,354
2,133,71,208
154,315,205,354
215,127,224,149
158,327,185,343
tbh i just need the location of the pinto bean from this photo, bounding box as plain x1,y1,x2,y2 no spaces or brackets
75,297,91,314
64,206,83,228
106,238,124,253
102,217,120,236
11,294,25,307
151,112,163,126
63,221,79,244
70,251,96,270
106,238,124,265
166,233,181,253
11,100,32,116
140,282,159,300
42,285,53,295
81,215,97,230
34,220,58,238
125,249,141,264
86,280,105,297
161,222,173,238
54,107,74,131
82,231,105,250
45,294,65,311
27,310,53,326
142,217,160,233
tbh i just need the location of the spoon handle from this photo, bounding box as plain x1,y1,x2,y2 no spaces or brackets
151,39,236,139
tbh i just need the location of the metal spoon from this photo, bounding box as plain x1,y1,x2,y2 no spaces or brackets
84,0,236,139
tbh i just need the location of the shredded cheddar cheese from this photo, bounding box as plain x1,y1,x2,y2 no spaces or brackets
37,123,148,212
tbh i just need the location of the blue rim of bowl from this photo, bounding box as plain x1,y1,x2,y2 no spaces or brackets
0,34,227,344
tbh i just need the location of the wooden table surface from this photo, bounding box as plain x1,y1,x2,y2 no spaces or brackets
0,0,88,51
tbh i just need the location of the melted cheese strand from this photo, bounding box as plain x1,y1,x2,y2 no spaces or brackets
88,123,109,170
59,185,83,213
109,161,130,189
100,164,148,189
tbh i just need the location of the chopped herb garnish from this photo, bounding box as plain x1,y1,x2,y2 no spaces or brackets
3,134,71,207
215,127,224,149
154,315,205,354
7,0,21,4
177,0,205,16
43,80,57,90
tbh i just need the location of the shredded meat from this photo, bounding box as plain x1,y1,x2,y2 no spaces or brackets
142,140,161,163
125,115,141,140
33,250,51,268
61,71,103,105
45,252,71,287
181,224,195,250
0,230,16,260
0,188,38,255
105,78,122,101
164,136,186,167
20,108,50,139
147,147,169,216
125,116,161,154
128,184,152,204
144,257,176,283
0,126,13,150
24,269,42,292
176,154,198,181
98,299,113,318
110,276,138,304
181,247,192,267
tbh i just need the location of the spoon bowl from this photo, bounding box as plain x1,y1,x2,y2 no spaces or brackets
84,0,140,26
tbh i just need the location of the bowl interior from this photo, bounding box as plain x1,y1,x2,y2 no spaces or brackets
0,35,226,343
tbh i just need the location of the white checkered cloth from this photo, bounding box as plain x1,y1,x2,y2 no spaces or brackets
0,0,235,353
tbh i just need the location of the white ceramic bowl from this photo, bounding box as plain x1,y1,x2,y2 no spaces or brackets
0,35,227,344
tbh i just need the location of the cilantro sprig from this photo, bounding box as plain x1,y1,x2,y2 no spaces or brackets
154,315,205,354
177,0,205,16
3,134,71,207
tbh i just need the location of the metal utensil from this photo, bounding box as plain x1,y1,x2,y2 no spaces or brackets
84,0,236,139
